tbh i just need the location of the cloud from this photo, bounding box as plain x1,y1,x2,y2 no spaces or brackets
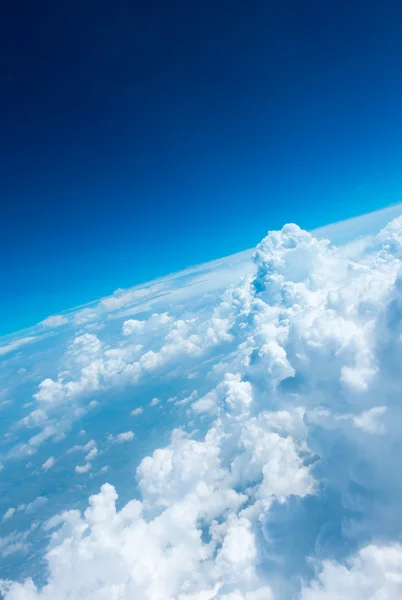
0,530,30,559
0,337,36,357
115,431,135,443
300,543,402,599
122,312,172,336
352,405,387,434
67,439,96,454
21,496,48,515
16,305,236,452
2,498,48,524
67,439,98,471
40,315,68,328
42,457,55,470
2,508,16,521
73,308,98,325
131,407,143,416
75,463,92,474
0,399,12,410
5,215,402,599
85,447,98,461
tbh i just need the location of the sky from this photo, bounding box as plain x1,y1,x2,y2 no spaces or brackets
2,0,402,333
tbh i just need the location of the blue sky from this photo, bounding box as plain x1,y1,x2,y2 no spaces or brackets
1,0,402,334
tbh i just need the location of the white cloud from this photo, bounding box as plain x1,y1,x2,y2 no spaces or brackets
4,497,48,523
67,439,96,454
300,543,402,599
0,337,36,357
42,457,55,470
5,214,402,599
34,379,64,405
2,508,15,521
68,439,98,466
75,463,92,474
18,303,238,453
0,399,12,409
22,496,48,514
122,318,143,335
116,431,135,443
0,530,30,559
352,405,387,434
149,397,160,407
40,315,68,328
100,284,166,312
85,447,98,461
73,308,98,325
131,407,143,416
122,312,172,336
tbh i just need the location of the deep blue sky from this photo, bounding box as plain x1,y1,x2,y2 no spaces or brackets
1,0,402,335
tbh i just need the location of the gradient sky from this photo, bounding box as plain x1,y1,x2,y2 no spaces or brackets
1,0,402,334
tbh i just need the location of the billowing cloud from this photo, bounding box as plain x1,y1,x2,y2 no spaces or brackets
3,214,402,598
300,543,402,599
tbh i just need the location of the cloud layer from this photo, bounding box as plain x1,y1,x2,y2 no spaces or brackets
3,216,402,598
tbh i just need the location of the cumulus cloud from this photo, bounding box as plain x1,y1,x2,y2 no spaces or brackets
300,543,402,599
5,216,402,599
131,407,143,416
122,312,172,336
115,431,135,443
17,297,242,454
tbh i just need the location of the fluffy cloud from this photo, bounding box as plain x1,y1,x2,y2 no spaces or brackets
4,216,402,599
16,304,237,452
122,312,172,336
115,431,135,443
300,543,402,599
